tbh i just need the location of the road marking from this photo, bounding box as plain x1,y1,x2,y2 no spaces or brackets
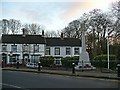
0,83,30,90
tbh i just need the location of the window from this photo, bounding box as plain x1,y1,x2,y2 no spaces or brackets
11,45,17,52
55,48,60,55
23,45,29,52
34,45,39,52
9,55,19,63
2,45,7,52
45,47,50,55
66,48,71,55
74,48,79,55
54,58,62,65
31,55,40,63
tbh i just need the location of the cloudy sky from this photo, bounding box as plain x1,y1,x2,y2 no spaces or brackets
0,0,118,31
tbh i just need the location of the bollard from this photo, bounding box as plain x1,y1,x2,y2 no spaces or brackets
2,60,3,68
117,64,120,77
72,63,75,74
38,62,41,71
81,60,84,72
16,61,19,69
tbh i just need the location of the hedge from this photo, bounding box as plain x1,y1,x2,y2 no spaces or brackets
92,54,117,69
40,56,54,67
61,56,79,68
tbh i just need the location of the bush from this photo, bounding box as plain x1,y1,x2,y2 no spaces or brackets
93,54,117,69
40,56,54,67
61,56,79,68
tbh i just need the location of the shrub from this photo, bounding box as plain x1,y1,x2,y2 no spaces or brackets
61,56,79,68
40,56,54,67
93,54,117,69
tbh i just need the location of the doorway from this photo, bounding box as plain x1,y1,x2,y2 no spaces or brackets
2,53,7,66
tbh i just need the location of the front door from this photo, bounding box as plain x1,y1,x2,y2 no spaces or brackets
23,54,29,64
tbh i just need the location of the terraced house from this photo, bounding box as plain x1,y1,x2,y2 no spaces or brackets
0,31,81,66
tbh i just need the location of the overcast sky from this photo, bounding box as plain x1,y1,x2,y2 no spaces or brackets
0,0,118,31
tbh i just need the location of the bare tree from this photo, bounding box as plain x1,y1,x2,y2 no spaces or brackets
62,26,73,38
23,23,45,35
111,1,120,44
87,9,113,55
9,19,21,34
0,19,10,35
44,30,59,37
62,13,89,38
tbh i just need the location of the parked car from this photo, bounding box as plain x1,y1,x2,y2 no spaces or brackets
26,63,42,69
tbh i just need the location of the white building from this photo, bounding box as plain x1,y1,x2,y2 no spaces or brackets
0,32,81,65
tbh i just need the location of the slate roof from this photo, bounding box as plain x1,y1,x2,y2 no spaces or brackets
1,34,45,44
1,34,81,46
45,37,81,46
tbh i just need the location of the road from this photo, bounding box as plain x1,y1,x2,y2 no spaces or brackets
2,70,119,89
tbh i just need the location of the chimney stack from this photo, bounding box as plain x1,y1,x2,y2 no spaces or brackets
22,28,25,37
42,30,44,36
22,28,25,34
22,28,27,37
61,33,64,39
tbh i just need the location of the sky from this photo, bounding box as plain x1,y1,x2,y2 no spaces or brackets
0,0,118,31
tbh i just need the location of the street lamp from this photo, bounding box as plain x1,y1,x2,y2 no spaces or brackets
9,51,13,67
33,39,35,68
33,34,35,68
72,63,75,74
82,60,84,72
38,61,41,71
107,29,110,70
16,58,19,69
2,60,3,68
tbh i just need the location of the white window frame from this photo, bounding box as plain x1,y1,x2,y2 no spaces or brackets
2,45,7,52
55,47,60,55
23,45,29,52
74,47,79,55
54,58,62,65
11,45,17,52
45,47,50,55
34,44,39,52
66,47,71,55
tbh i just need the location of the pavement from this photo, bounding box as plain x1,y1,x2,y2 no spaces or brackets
2,67,120,81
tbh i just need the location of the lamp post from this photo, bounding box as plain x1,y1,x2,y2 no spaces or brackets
33,34,35,68
2,60,3,68
82,60,84,72
72,63,75,74
107,29,110,70
22,28,26,67
9,52,13,67
16,58,19,69
33,39,35,68
38,61,41,71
